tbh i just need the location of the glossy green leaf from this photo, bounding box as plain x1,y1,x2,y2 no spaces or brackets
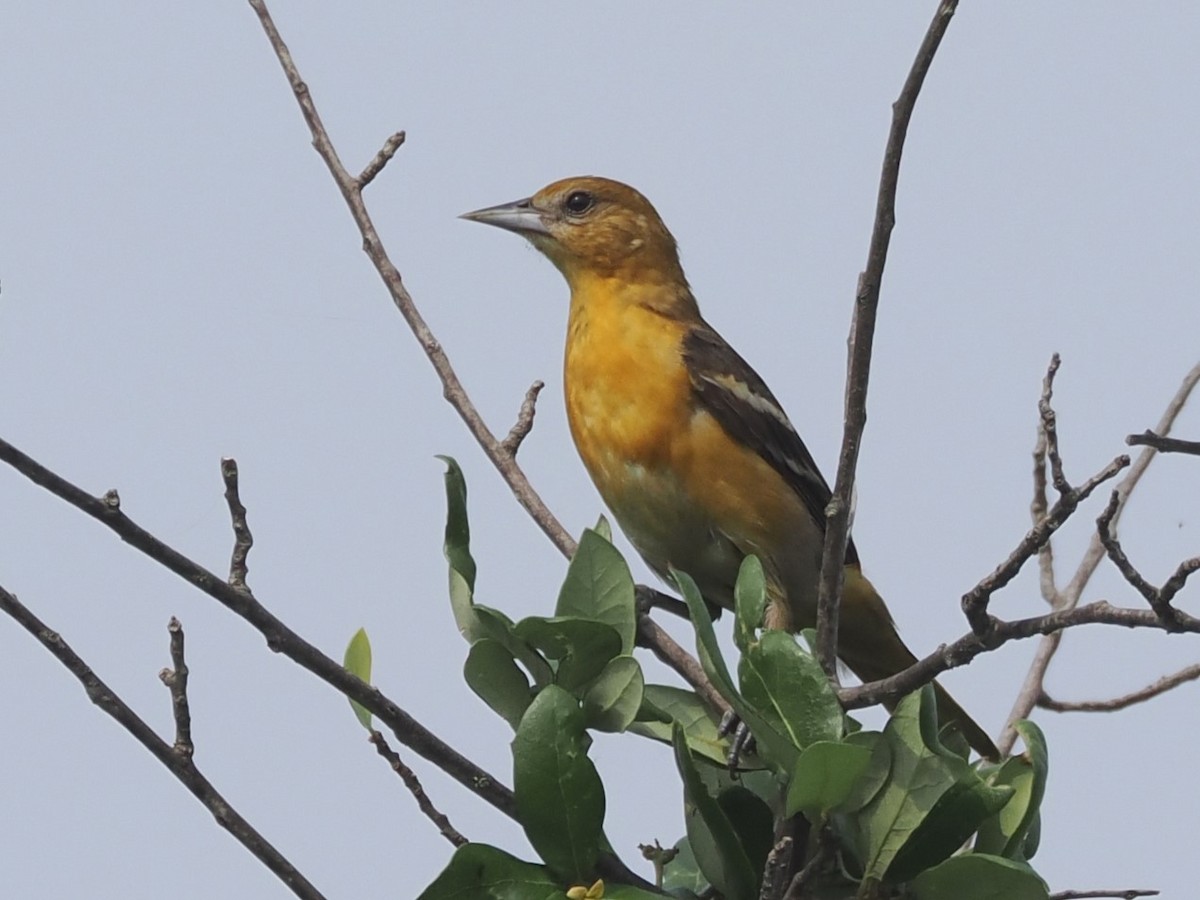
975,720,1049,860
840,687,972,881
739,630,843,751
732,555,766,653
416,842,566,900
464,639,532,730
343,627,373,731
887,778,1014,882
715,785,774,881
786,739,872,819
582,655,644,733
556,528,637,654
672,723,759,900
629,685,731,766
438,456,476,593
514,616,623,694
513,686,605,882
911,853,1049,900
674,568,797,773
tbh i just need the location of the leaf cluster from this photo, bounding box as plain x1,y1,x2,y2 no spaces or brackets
344,461,1053,900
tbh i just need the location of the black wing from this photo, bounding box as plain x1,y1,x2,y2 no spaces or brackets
682,322,859,566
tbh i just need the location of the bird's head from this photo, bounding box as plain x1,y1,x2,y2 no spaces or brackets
461,176,687,290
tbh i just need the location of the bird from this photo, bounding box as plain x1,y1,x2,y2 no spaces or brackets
462,176,998,760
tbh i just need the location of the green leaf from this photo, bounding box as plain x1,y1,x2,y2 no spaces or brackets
593,514,613,543
911,853,1049,900
343,627,373,731
839,687,973,881
887,779,1014,882
732,555,766,653
629,685,732,767
438,456,476,593
661,837,709,896
513,686,605,882
674,568,797,772
715,785,774,881
975,720,1049,860
582,655,644,733
514,616,623,694
464,639,533,730
738,630,843,751
605,886,672,900
672,723,759,900
556,528,637,654
416,842,567,900
786,739,872,819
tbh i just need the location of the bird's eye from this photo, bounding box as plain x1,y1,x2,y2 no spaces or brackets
563,191,594,216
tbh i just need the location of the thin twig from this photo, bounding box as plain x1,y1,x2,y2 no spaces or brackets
636,610,730,717
221,458,253,589
369,730,467,847
357,131,405,188
0,434,654,891
839,598,1200,710
246,0,575,560
0,434,516,818
782,827,836,900
1098,491,1198,628
816,0,960,680
1049,890,1159,900
1001,360,1200,751
961,451,1129,635
0,586,325,900
1127,430,1200,456
1039,663,1200,713
1031,376,1058,604
500,380,544,457
1039,354,1069,493
159,616,194,758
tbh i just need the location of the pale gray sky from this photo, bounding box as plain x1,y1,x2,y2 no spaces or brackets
2,3,1198,897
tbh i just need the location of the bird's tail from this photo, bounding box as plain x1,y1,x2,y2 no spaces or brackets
839,568,999,760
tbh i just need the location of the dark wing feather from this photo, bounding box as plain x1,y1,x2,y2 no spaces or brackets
682,322,859,566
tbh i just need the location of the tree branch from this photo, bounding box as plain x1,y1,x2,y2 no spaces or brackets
1127,429,1200,456
1039,662,1200,713
246,0,575,559
839,598,1200,710
998,360,1200,753
1049,890,1159,900
0,435,517,818
159,616,194,758
368,729,467,847
221,457,253,589
0,586,325,900
816,0,960,680
500,380,544,457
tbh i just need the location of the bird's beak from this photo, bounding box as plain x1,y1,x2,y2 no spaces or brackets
459,197,551,236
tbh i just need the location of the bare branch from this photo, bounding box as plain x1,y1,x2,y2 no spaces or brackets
221,457,253,589
158,616,193,758
1039,663,1200,713
758,836,794,900
500,380,544,457
357,130,405,188
368,730,467,847
839,598,1200,710
1049,890,1159,900
247,0,575,559
783,827,836,900
1001,361,1200,752
1031,380,1058,604
961,452,1129,635
816,0,961,680
1127,429,1200,456
0,586,324,900
636,607,730,718
0,434,516,819
1098,491,1198,627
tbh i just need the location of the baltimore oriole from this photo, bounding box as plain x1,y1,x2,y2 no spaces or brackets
463,176,998,759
